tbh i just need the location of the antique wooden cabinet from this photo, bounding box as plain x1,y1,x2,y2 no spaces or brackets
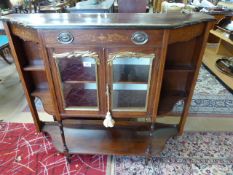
2,13,214,161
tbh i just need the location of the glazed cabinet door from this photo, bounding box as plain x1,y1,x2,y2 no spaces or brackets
48,47,105,116
106,48,158,118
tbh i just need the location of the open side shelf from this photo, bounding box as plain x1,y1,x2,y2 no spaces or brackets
42,121,178,155
31,88,49,97
24,65,45,71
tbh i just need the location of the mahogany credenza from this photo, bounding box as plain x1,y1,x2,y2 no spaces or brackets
1,13,214,161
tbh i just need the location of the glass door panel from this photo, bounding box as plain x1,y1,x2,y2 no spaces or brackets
54,51,99,110
109,52,155,111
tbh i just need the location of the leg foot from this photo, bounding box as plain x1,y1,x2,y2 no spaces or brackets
66,154,71,163
145,157,150,165
145,144,152,166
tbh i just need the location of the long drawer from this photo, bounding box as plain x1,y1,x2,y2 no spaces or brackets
41,29,164,46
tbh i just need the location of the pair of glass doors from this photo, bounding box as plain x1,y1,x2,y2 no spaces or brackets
52,48,156,115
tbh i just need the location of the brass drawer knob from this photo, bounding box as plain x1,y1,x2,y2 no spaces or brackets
131,31,149,45
57,32,74,44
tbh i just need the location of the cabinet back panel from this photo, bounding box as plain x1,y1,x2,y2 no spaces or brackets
29,71,48,90
166,38,197,67
162,71,190,92
22,41,42,64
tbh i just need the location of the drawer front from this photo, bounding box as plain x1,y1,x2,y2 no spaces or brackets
41,29,163,46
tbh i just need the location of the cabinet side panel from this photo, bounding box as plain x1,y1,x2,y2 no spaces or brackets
3,22,43,131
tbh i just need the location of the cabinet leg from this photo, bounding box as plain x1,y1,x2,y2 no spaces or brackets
145,121,154,165
58,121,71,163
145,145,152,165
145,157,149,165
178,99,191,135
65,154,71,163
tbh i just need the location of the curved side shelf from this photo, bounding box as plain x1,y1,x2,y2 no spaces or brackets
31,90,56,115
158,91,187,116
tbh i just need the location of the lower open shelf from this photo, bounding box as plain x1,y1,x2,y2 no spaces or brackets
42,121,178,156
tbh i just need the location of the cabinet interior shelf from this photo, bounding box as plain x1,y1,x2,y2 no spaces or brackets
114,81,148,84
24,65,45,71
64,80,96,84
63,81,148,85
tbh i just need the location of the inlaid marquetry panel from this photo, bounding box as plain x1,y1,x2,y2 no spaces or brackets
42,30,163,46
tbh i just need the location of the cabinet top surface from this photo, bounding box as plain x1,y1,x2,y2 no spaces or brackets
1,13,214,29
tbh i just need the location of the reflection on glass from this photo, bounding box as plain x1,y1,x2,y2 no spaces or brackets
112,58,151,83
58,57,96,82
55,53,99,110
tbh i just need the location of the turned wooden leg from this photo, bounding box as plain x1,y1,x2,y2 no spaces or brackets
145,121,154,165
58,121,71,163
